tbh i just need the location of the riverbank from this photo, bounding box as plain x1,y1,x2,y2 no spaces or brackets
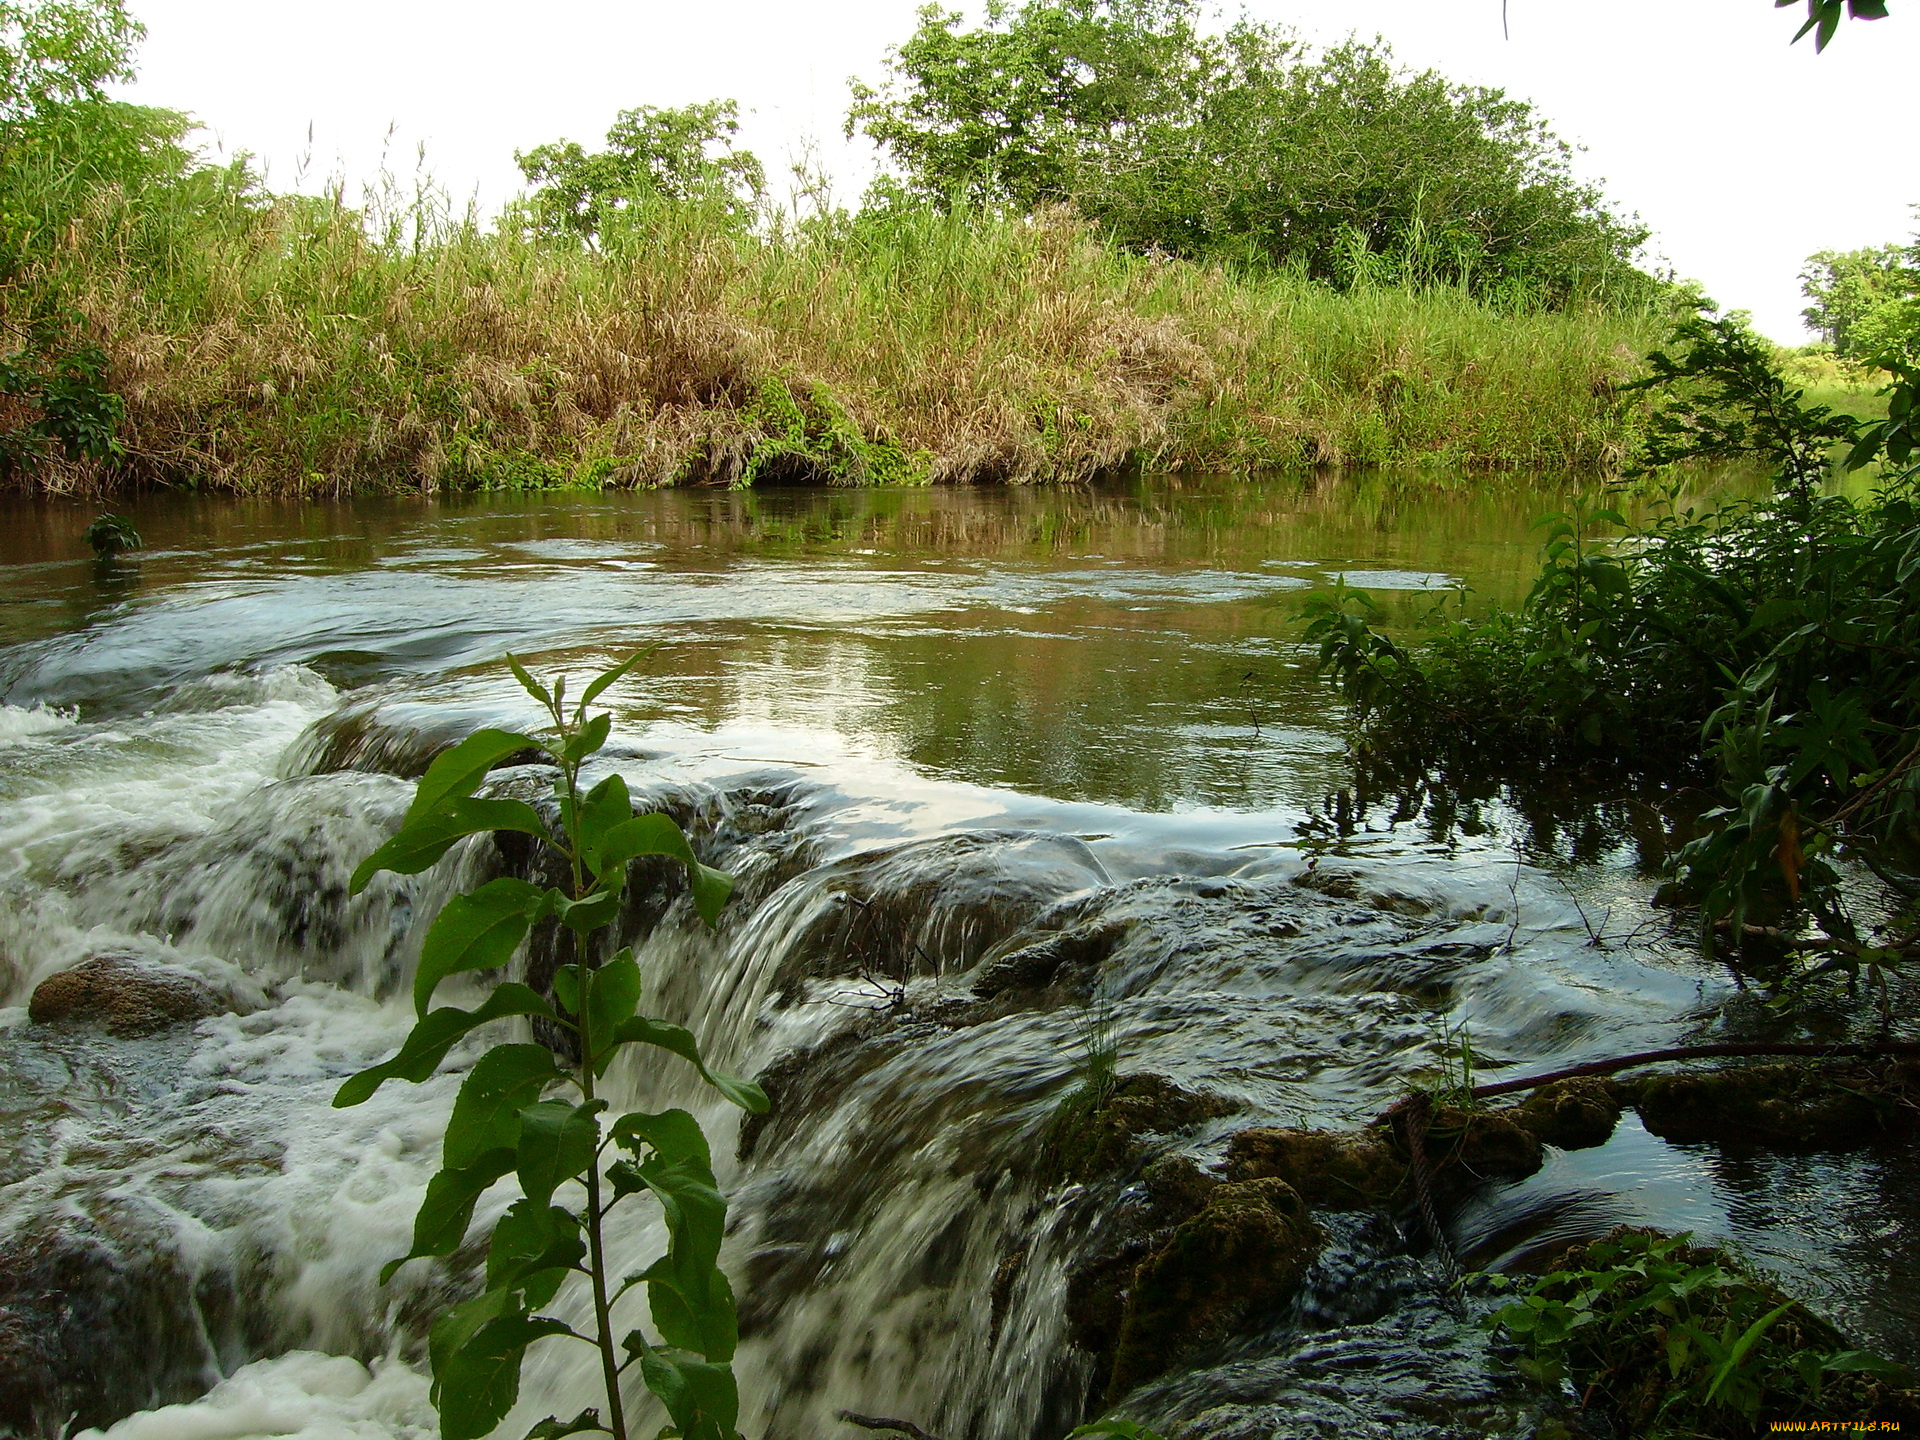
12,196,1662,496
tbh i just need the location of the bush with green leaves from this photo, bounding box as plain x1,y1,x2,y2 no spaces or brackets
1483,1228,1906,1436
1306,313,1920,997
333,653,767,1440
848,0,1653,308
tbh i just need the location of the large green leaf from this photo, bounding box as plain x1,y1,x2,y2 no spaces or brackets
593,813,734,924
516,1099,604,1209
415,879,551,1016
332,984,559,1108
408,729,544,826
430,1288,513,1399
609,1109,735,1360
561,711,613,766
349,797,548,895
438,1311,574,1440
550,886,622,936
584,951,641,1063
487,1198,585,1309
608,1016,769,1112
635,1347,741,1440
445,1044,566,1170
574,772,633,881
381,1146,517,1282
522,1410,605,1440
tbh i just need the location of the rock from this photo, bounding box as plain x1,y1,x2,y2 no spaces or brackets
1104,1177,1322,1400
1629,1059,1920,1148
28,952,228,1037
1048,1073,1238,1182
1509,1077,1625,1151
1225,1126,1404,1209
1410,1106,1544,1196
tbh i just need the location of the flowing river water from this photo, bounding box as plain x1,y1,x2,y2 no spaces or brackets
0,477,1914,1440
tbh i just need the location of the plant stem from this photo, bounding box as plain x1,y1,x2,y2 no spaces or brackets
557,721,628,1440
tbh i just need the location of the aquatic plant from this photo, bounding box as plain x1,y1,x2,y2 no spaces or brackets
333,653,766,1440
81,509,138,556
1482,1227,1907,1436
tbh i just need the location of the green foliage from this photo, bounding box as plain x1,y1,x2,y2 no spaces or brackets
1802,240,1920,366
0,0,139,123
1483,1228,1905,1436
81,509,137,556
1633,311,1862,500
1306,317,1920,999
334,654,768,1440
737,374,929,488
0,313,123,480
515,100,764,246
849,2,1653,308
1780,0,1892,50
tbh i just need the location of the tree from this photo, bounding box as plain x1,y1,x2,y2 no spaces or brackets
849,0,1651,307
0,0,139,124
1801,240,1919,364
516,100,764,245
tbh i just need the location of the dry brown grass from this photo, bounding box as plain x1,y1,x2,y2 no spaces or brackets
11,192,1660,495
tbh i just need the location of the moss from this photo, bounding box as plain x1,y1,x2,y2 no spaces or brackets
1629,1059,1920,1149
1047,1073,1236,1184
1225,1125,1405,1209
1509,1077,1626,1151
1103,1177,1321,1401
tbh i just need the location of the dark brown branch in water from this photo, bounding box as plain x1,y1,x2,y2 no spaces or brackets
1465,1040,1920,1101
839,1414,948,1440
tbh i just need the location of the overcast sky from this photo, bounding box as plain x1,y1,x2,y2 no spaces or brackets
118,0,1916,341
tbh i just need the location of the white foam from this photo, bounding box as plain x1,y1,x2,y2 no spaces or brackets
0,702,77,744
73,1352,433,1440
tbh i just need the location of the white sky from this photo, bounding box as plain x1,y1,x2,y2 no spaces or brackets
118,0,1917,341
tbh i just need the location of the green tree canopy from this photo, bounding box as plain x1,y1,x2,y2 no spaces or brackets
848,0,1653,308
515,100,765,245
1800,236,1919,363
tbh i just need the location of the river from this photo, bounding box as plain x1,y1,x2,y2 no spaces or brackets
1,476,1913,1440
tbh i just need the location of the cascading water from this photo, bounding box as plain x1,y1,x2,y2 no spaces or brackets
1,483,1913,1440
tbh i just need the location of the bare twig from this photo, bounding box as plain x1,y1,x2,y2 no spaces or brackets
1467,1039,1920,1101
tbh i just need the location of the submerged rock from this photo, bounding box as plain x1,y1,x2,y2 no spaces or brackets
28,952,230,1037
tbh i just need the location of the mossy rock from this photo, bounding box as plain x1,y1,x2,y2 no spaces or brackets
1381,1105,1545,1199
1225,1125,1405,1209
1630,1060,1920,1149
1104,1177,1321,1401
1048,1073,1236,1183
1508,1077,1626,1151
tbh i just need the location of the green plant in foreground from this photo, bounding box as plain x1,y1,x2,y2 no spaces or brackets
1483,1228,1903,1436
333,652,767,1440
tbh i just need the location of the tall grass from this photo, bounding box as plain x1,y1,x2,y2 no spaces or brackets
12,178,1661,494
